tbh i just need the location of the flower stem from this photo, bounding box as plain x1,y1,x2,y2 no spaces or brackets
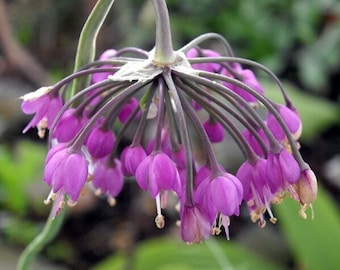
151,0,176,65
16,204,67,270
71,0,115,97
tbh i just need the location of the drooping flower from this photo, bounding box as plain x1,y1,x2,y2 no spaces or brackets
21,86,63,137
92,157,124,206
267,104,302,142
180,204,212,243
266,148,300,193
52,108,84,143
203,119,224,143
135,152,181,198
121,145,147,176
44,144,88,205
92,49,117,83
86,126,116,159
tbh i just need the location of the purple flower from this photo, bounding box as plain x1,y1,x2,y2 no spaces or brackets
223,66,264,104
180,205,211,243
209,173,243,216
135,152,181,198
267,105,302,141
86,127,115,159
118,97,140,123
193,175,217,223
203,120,224,143
44,145,88,203
52,108,84,143
186,48,222,73
92,157,124,205
92,49,117,83
21,86,63,134
266,148,300,193
242,128,269,157
236,158,269,203
121,145,147,176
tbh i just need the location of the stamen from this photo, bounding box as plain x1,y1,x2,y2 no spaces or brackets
37,118,48,139
299,204,308,219
67,200,77,207
44,190,57,205
271,192,285,204
264,199,277,224
108,196,117,207
155,194,165,229
156,193,162,214
258,218,266,228
155,214,165,229
94,188,102,196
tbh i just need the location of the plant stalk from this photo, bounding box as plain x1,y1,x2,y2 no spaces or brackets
151,0,176,65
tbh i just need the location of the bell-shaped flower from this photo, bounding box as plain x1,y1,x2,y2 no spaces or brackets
92,49,117,83
121,145,147,176
180,204,212,243
21,86,63,134
44,145,88,203
118,97,140,124
266,105,302,142
135,152,181,198
92,157,124,205
194,175,217,223
266,148,300,193
242,128,269,157
186,48,222,73
86,127,115,159
223,66,264,104
236,158,269,203
52,108,84,143
209,173,243,216
203,119,224,143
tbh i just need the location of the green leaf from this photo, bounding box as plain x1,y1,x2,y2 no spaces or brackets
92,237,283,270
0,141,46,214
275,186,340,270
263,80,340,142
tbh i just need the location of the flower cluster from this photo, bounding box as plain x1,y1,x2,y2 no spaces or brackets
21,10,317,244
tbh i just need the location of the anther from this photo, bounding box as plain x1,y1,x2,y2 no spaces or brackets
108,196,116,207
155,214,165,229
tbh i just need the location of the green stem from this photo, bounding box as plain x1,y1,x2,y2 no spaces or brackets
71,0,115,97
17,204,67,270
151,0,176,65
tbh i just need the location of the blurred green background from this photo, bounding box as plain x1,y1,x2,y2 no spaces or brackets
0,0,340,269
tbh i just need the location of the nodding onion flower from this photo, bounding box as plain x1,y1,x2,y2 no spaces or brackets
21,0,316,243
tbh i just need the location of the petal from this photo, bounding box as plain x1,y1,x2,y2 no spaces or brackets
135,156,151,191
62,153,88,201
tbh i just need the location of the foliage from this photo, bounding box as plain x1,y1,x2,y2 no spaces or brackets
168,0,340,92
0,140,46,215
275,186,340,270
93,237,285,270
